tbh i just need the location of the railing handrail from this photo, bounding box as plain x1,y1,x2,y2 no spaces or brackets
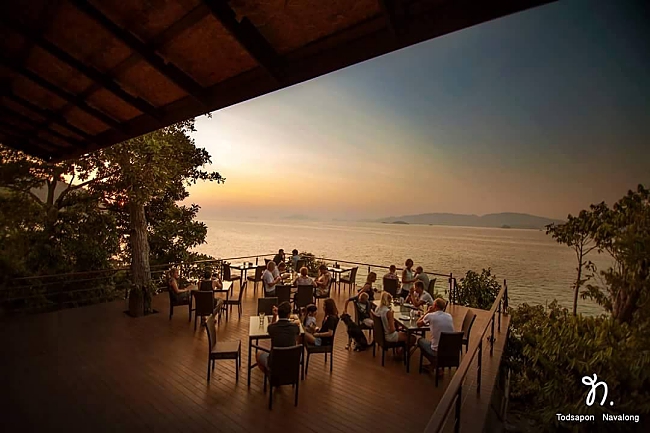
318,257,452,278
423,280,509,433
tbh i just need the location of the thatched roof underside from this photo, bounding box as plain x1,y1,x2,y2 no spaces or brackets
0,0,555,161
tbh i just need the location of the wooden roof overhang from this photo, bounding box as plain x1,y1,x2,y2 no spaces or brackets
0,0,555,161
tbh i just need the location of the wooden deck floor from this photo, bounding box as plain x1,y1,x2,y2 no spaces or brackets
0,283,509,433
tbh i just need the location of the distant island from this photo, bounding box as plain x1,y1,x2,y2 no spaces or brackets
282,214,316,221
376,212,564,230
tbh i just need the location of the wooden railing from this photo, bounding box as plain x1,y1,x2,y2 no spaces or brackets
423,280,509,433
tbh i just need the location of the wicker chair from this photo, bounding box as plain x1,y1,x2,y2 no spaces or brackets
205,314,241,382
275,285,292,305
371,312,406,366
339,267,358,294
224,281,246,320
293,285,314,312
257,297,278,316
264,345,303,410
314,278,333,305
382,278,399,298
460,309,477,353
418,331,464,386
247,265,266,293
305,317,338,375
192,290,216,331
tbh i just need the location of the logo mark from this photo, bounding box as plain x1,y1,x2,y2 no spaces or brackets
582,374,613,407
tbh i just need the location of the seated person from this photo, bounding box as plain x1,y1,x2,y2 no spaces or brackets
314,264,331,297
415,266,430,292
302,304,318,333
344,292,375,328
262,261,283,295
416,298,454,371
168,268,192,304
293,266,314,287
407,281,434,308
277,262,290,279
304,298,339,347
356,272,377,301
273,249,285,265
291,249,301,270
199,271,225,312
373,291,415,346
256,301,300,374
383,264,399,280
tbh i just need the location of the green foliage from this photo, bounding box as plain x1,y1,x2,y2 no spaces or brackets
299,252,328,277
506,302,650,432
546,210,598,315
455,268,501,310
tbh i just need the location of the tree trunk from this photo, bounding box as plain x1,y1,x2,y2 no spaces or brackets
129,201,151,287
573,257,582,316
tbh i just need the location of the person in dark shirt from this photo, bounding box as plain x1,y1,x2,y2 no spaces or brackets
273,249,285,265
256,301,300,374
304,298,339,346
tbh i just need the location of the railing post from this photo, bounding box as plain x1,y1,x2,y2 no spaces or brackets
498,297,502,332
454,385,462,433
448,273,453,303
504,279,509,310
490,315,495,356
477,340,482,394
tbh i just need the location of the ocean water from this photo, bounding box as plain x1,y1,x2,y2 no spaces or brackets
195,219,611,315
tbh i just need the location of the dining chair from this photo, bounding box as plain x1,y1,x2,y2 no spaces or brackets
305,318,338,375
418,331,464,386
264,345,303,410
247,265,265,293
168,282,191,321
205,314,241,383
371,312,406,366
224,281,246,320
257,297,278,316
314,278,333,306
427,278,437,296
192,290,216,331
222,263,241,294
382,278,399,298
293,285,314,311
340,267,358,294
353,300,373,343
275,285,292,305
460,309,477,353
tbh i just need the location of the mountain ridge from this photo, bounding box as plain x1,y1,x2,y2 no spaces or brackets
376,212,564,229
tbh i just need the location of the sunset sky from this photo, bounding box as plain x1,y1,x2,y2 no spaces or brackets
186,0,650,221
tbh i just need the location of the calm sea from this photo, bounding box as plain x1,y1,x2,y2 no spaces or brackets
195,219,610,315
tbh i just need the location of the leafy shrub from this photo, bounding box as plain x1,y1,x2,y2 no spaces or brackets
299,251,328,277
455,268,501,309
506,302,650,432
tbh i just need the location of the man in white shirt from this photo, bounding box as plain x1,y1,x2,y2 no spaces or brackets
416,298,454,360
263,261,283,295
415,266,430,292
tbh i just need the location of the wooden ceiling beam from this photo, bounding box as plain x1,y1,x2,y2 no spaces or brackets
0,106,81,148
202,0,284,81
70,0,208,105
0,132,53,160
0,120,62,154
1,92,94,142
0,18,162,122
0,56,124,131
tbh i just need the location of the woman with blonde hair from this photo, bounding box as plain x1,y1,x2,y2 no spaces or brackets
168,268,192,304
373,291,410,344
293,266,314,287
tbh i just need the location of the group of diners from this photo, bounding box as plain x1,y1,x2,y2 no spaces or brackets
262,260,331,297
167,266,226,316
256,298,340,374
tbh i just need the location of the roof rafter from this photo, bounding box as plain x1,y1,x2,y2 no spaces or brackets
0,106,83,148
69,0,208,106
0,56,124,131
0,119,62,155
0,18,162,123
202,0,284,81
0,132,53,160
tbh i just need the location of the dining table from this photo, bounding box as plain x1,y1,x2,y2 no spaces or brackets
229,262,258,293
189,280,233,321
327,266,353,291
372,299,428,373
247,315,305,386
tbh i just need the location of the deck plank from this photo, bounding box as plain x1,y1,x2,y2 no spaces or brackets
0,283,509,433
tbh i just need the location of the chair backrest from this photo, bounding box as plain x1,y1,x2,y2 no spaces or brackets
437,332,464,369
264,258,271,265
269,345,303,386
383,278,398,297
222,263,232,280
275,285,291,304
294,285,314,308
205,314,217,352
371,312,387,348
193,290,214,316
461,309,477,341
199,280,213,291
296,259,305,271
234,281,246,303
427,278,437,296
349,267,358,283
257,297,278,315
254,265,265,280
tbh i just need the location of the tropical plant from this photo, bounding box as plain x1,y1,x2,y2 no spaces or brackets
506,302,650,432
455,268,501,310
546,210,598,315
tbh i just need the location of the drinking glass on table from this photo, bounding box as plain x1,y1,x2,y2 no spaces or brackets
259,312,266,327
